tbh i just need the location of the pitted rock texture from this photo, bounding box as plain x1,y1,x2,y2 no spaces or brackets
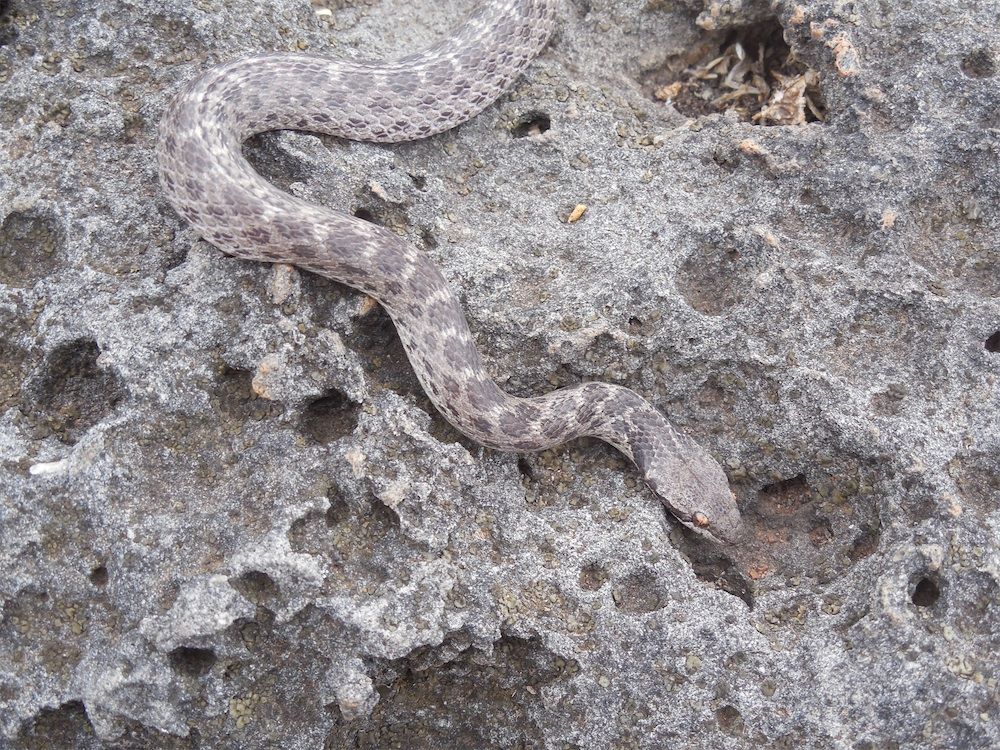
1,0,999,748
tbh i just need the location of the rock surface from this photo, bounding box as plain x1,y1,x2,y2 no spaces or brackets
1,0,999,747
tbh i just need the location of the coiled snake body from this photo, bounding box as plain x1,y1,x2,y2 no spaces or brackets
156,0,743,544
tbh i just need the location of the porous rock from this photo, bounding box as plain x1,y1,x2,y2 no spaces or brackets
1,0,998,747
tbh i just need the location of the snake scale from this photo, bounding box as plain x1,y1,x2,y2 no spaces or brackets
156,0,744,544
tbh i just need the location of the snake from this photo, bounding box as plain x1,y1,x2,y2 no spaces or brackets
155,0,744,545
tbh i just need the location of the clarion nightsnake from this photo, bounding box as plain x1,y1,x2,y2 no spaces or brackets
155,0,744,544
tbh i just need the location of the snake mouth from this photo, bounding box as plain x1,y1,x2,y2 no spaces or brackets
643,478,699,529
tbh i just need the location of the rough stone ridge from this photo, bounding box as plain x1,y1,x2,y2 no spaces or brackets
1,0,998,748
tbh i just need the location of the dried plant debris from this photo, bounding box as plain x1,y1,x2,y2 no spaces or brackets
652,23,825,125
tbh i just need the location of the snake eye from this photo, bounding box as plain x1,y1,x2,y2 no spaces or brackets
692,512,711,528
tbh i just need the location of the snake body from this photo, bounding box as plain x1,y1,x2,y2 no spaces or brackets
156,0,743,544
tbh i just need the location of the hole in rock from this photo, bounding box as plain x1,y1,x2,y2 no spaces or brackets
242,132,310,187
89,565,108,587
300,389,358,444
0,324,27,411
352,207,377,223
420,227,438,249
512,111,551,137
741,466,883,588
325,636,558,747
716,705,745,736
961,48,997,78
326,487,351,526
425,410,470,448
848,526,881,561
675,241,752,315
0,210,64,287
612,568,668,614
29,339,125,444
20,700,95,745
168,646,217,677
688,546,754,608
213,365,284,423
232,570,280,607
348,301,426,403
985,330,1000,352
578,562,609,592
0,0,15,47
645,18,825,125
911,576,941,607
758,474,810,514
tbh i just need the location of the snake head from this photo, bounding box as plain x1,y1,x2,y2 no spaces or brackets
640,433,744,546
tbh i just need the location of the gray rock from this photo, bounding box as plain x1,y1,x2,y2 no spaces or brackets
1,0,998,747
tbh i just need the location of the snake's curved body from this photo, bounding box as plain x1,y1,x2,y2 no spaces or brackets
156,0,743,544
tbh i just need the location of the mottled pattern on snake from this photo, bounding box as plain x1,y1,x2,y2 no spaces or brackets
156,0,744,544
